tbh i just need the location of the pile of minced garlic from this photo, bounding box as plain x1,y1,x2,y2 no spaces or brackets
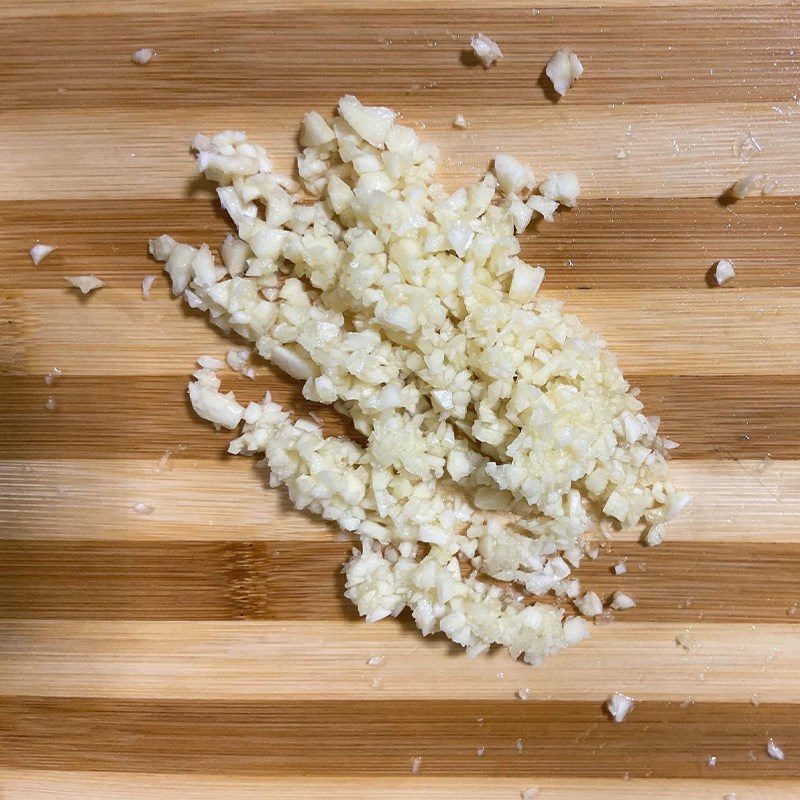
151,95,688,664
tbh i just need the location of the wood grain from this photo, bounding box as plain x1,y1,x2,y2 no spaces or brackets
2,539,798,622
4,0,797,15
4,289,800,376
2,9,799,110
4,198,800,290
0,372,796,458
3,458,798,543
2,620,798,702
1,696,798,778
3,772,799,800
2,0,799,797
5,104,800,200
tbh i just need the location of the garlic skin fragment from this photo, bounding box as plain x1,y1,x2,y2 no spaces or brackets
766,738,785,761
30,244,55,266
141,274,157,298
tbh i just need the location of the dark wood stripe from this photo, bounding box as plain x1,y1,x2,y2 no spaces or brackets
1,697,797,777
0,374,793,459
2,197,799,290
1,9,798,110
1,540,797,622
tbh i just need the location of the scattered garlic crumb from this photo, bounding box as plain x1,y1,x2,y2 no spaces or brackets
410,755,422,774
676,627,699,651
616,149,629,159
142,274,157,298
521,787,539,799
563,616,591,643
516,687,531,701
708,755,717,767
227,348,255,378
476,746,485,756
44,396,57,412
132,47,154,65
575,591,603,617
610,591,636,610
133,501,154,515
729,173,776,199
751,694,760,706
734,132,762,159
470,33,503,68
613,559,627,575
766,738,785,761
371,676,382,689
646,522,666,546
515,738,524,752
197,355,226,370
155,450,172,473
367,655,385,666
539,172,581,207
44,366,62,387
606,692,634,722
546,48,583,96
714,259,736,286
453,114,470,128
761,176,778,195
788,603,799,616
730,173,761,199
65,275,105,294
30,243,54,266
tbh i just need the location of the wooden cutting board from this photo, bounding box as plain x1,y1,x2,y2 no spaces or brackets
1,1,799,798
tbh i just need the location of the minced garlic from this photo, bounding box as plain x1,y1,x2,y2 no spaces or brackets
152,96,687,665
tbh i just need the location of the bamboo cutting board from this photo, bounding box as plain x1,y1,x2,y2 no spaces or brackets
1,1,799,798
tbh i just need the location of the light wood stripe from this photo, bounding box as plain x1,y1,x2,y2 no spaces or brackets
3,197,799,291
1,695,797,778
4,290,799,376
1,9,798,111
1,539,797,623
3,772,798,800
1,621,797,702
3,0,796,16
3,103,799,200
1,458,796,543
